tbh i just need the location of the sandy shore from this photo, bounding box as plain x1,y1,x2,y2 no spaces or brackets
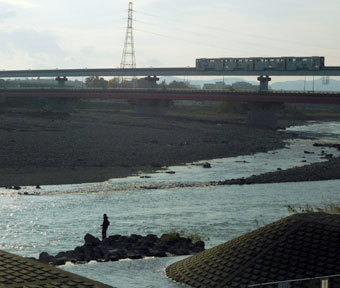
0,107,292,187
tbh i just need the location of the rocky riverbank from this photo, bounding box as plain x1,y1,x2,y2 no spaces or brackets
218,143,340,185
0,107,292,187
38,233,205,266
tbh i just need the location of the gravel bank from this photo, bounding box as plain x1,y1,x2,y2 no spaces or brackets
218,156,340,185
0,110,291,187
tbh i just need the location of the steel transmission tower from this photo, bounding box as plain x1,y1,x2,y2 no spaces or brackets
120,2,136,69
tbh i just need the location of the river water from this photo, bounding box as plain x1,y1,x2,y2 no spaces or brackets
1,121,340,287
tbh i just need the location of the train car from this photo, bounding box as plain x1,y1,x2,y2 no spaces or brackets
286,56,324,71
196,58,224,71
195,58,208,71
196,56,325,72
225,58,254,71
254,58,286,71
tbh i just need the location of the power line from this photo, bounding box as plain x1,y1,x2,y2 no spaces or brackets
133,28,263,56
133,18,297,57
134,9,340,55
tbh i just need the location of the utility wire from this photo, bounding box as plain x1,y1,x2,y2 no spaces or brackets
134,9,340,53
133,18,309,57
133,28,264,56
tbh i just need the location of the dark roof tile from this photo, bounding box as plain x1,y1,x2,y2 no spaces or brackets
166,213,340,288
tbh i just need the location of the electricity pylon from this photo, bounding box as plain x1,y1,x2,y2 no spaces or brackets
120,2,136,70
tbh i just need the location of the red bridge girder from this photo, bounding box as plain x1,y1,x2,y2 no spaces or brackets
1,89,340,104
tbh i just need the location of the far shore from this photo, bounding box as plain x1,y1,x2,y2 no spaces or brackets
218,156,340,186
0,105,294,187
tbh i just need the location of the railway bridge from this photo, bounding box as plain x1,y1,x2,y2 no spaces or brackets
1,61,340,128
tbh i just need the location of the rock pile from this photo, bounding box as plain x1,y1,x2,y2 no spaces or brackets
38,233,205,266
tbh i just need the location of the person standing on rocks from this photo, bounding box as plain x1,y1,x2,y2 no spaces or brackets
101,214,110,240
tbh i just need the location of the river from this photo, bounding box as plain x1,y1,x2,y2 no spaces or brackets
1,121,340,287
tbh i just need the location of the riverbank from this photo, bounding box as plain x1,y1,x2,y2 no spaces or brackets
219,155,340,185
0,108,292,187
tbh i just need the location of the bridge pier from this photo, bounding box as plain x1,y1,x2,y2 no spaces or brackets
55,76,68,87
258,75,271,91
247,102,282,129
134,75,172,115
144,75,159,88
247,75,281,129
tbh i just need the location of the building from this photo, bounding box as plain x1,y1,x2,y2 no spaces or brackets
166,213,340,288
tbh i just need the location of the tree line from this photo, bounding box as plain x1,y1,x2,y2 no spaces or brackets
85,76,192,89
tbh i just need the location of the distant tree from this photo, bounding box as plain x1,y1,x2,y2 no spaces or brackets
167,81,191,89
120,79,133,88
107,77,120,88
85,76,108,89
159,80,167,90
232,81,258,91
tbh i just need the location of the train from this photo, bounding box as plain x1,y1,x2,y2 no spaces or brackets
196,56,325,72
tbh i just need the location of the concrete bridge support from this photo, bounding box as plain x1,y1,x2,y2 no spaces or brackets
247,102,282,129
258,75,271,91
144,75,159,88
55,76,68,87
134,75,172,115
247,75,282,129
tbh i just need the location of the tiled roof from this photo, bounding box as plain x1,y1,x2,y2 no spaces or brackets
166,213,340,288
0,250,113,288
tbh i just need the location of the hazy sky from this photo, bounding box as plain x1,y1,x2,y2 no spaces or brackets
0,0,339,74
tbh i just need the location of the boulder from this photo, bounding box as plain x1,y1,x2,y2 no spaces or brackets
93,246,109,260
129,234,142,243
53,257,67,266
160,233,181,245
146,234,159,242
109,248,128,260
84,233,101,246
38,232,205,266
39,252,51,264
192,240,205,253
148,249,167,257
83,245,95,262
203,162,212,169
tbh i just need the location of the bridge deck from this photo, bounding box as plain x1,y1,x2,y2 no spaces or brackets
1,88,340,104
0,67,340,78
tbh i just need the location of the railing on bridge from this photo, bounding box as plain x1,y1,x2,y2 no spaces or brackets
248,274,340,288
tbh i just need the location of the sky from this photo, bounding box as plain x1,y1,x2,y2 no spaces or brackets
0,0,339,82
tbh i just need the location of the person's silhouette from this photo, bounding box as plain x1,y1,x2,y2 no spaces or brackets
101,214,110,240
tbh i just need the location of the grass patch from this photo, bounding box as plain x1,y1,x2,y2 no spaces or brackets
287,202,340,215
